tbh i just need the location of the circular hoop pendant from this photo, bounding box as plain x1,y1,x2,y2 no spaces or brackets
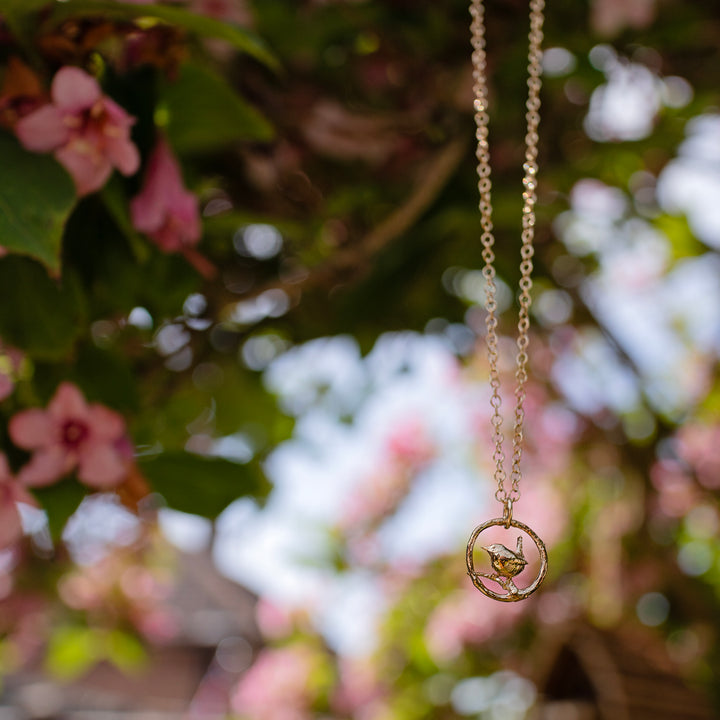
466,517,548,602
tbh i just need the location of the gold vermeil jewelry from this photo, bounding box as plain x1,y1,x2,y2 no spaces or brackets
465,0,549,602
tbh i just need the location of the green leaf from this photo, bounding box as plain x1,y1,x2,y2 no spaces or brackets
0,257,86,360
653,213,705,262
0,0,54,50
0,0,52,11
32,479,88,542
0,134,76,273
46,627,99,680
71,345,139,414
161,63,274,155
44,1,279,70
138,452,266,518
211,363,294,445
104,630,147,673
100,177,150,263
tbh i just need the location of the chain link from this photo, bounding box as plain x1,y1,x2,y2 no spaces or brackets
470,0,545,509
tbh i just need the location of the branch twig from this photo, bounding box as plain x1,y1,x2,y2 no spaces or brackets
240,136,469,304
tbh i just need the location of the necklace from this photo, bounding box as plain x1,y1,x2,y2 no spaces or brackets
465,0,548,602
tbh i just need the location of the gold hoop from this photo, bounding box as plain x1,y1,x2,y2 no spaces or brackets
466,517,548,602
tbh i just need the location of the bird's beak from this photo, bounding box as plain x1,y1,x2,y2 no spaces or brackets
481,546,491,554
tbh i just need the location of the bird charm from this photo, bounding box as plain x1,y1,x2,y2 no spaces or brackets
482,536,527,595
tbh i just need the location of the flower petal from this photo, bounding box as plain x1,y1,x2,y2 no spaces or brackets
55,142,113,197
9,482,38,507
17,446,70,487
151,222,182,252
51,67,101,113
15,105,70,153
130,136,200,249
102,97,136,130
130,189,165,235
130,144,170,233
0,491,23,549
78,444,127,489
9,409,53,449
105,135,140,176
87,404,126,442
48,382,89,422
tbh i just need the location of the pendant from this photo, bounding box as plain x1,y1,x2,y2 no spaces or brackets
466,507,548,602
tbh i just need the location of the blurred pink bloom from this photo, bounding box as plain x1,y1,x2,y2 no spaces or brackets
0,453,35,549
333,657,385,717
0,592,49,666
9,382,129,489
132,607,181,642
59,548,180,642
190,0,251,23
0,344,25,401
514,481,567,547
385,417,435,470
591,0,656,36
15,67,139,196
651,459,699,517
255,597,295,640
424,588,526,663
189,664,236,719
676,423,720,490
339,468,411,535
231,644,318,720
130,136,201,253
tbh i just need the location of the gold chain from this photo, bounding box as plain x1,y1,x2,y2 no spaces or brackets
470,0,545,513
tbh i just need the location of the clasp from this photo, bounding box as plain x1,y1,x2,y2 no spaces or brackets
502,498,514,528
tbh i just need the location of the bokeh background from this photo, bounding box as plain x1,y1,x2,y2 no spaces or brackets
0,0,719,718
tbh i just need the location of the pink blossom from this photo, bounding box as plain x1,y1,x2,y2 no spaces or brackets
424,588,526,663
339,467,412,537
189,0,251,24
676,423,720,490
255,597,295,640
591,0,656,36
130,136,201,253
231,644,318,720
333,657,385,717
0,453,35,549
9,382,129,489
385,417,435,469
15,67,140,196
650,459,699,517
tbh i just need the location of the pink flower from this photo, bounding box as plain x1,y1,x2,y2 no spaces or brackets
189,0,251,24
424,588,526,663
385,417,435,469
231,644,318,720
333,657,385,716
9,382,130,489
15,67,140,196
0,454,35,549
130,136,201,253
255,597,295,640
591,0,656,36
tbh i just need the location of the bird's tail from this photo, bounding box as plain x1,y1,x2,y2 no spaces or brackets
516,536,525,559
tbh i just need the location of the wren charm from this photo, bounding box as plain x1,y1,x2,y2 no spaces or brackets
466,515,548,602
